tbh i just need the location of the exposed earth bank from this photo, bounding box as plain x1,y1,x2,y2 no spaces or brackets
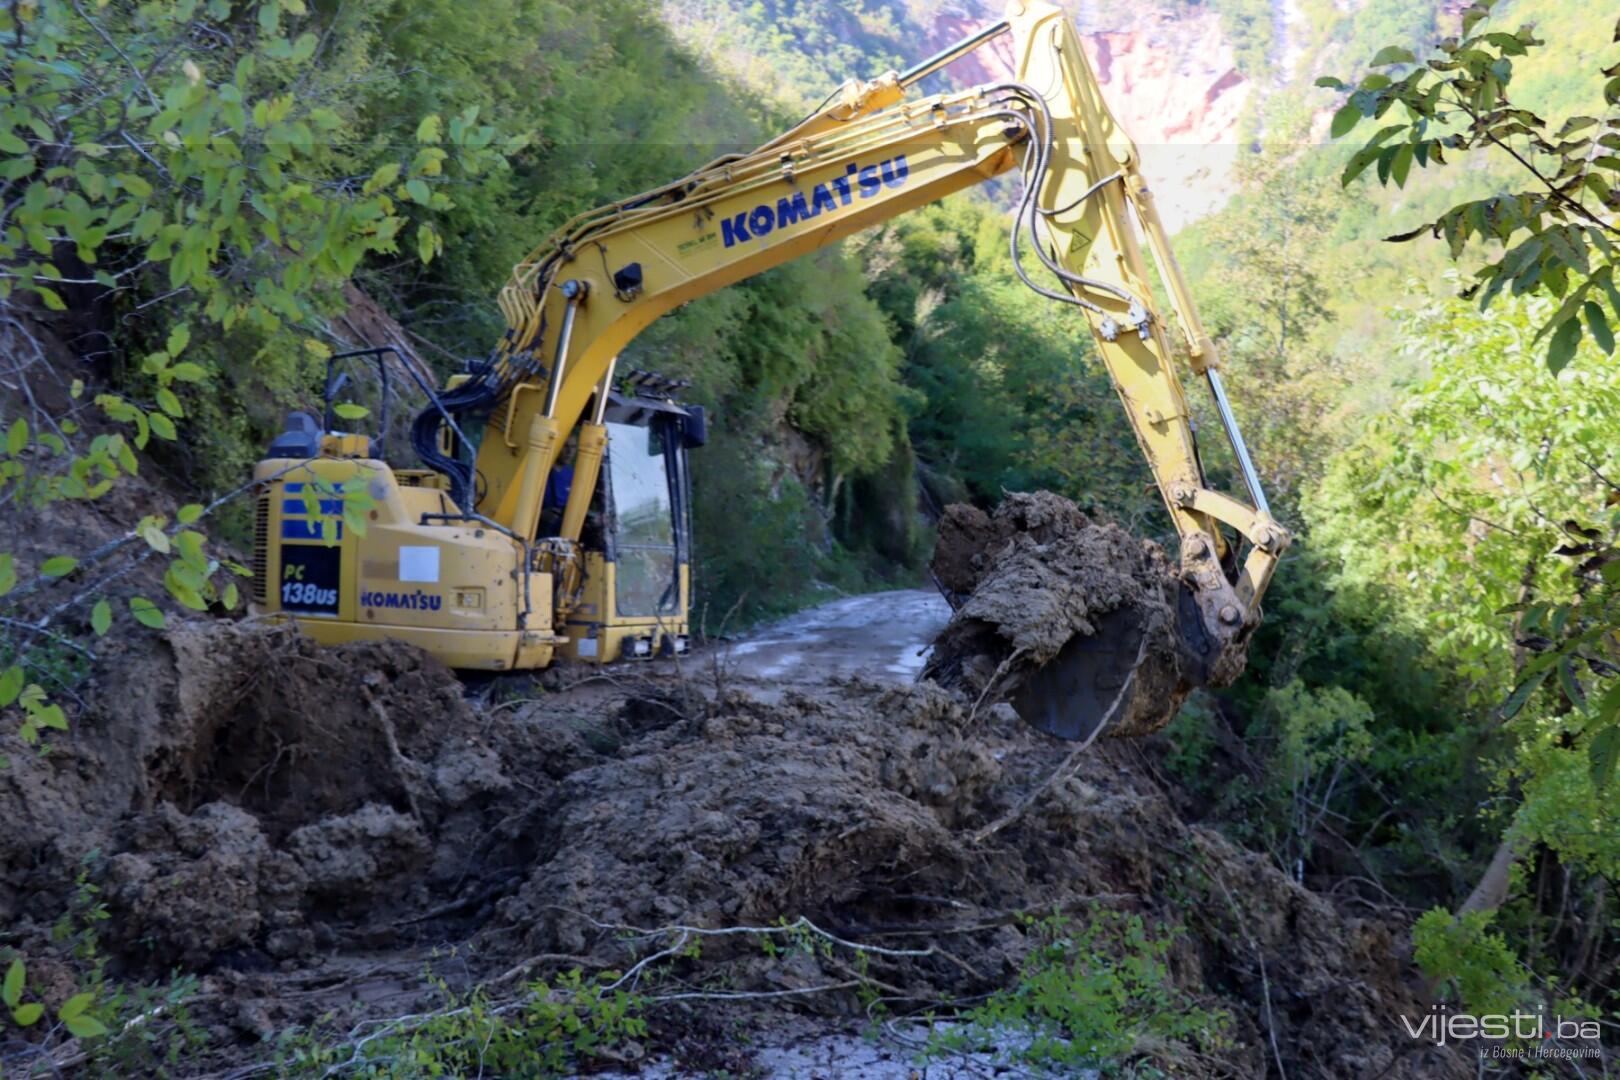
1,598,1465,1076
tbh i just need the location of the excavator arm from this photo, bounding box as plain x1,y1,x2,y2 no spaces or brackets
425,0,1292,735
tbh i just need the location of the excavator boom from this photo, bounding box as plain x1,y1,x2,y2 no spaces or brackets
252,1,1290,739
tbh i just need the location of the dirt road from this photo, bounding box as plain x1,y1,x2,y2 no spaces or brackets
724,588,951,684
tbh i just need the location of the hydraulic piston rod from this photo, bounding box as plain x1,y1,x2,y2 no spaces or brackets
1205,368,1270,518
899,20,1011,87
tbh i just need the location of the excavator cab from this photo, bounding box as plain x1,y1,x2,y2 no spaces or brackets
251,347,704,669
551,382,705,663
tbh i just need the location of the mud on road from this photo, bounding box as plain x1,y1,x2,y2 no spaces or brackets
723,589,950,686
0,601,1459,1077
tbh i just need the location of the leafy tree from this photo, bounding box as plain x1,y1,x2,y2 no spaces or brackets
0,0,494,735
1309,286,1619,991
1321,2,1620,372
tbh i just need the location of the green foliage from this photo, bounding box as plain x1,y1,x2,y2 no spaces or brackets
0,0,494,743
1260,680,1375,876
0,0,517,743
0,0,510,514
0,1,493,332
1193,130,1348,516
852,196,1148,523
1310,288,1614,689
659,0,910,109
1209,0,1277,79
1175,676,1379,881
688,430,837,627
1412,908,1529,1016
2,955,108,1041
2,957,42,1029
1309,284,1620,981
1164,533,1498,909
1266,680,1375,777
1163,693,1221,787
1498,532,1620,792
1323,0,1620,370
277,969,647,1078
925,911,1228,1074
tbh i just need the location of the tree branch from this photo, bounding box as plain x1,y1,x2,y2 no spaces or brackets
1454,93,1620,237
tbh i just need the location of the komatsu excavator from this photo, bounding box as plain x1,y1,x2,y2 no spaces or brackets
251,0,1291,740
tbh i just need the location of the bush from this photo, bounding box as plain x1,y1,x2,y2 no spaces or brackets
925,911,1228,1074
1412,908,1528,1018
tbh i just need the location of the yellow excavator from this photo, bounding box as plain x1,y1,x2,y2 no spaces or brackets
251,0,1291,739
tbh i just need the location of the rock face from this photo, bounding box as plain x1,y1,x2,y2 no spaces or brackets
1076,4,1250,232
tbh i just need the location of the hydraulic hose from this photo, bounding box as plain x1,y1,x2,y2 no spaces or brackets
974,84,1147,329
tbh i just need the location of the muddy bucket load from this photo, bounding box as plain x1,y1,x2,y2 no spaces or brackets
923,492,1246,743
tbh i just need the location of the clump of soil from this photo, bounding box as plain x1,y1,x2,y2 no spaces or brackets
494,682,998,957
924,491,1213,740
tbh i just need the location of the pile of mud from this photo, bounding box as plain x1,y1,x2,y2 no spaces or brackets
925,491,1211,740
489,679,1452,1077
0,625,527,970
0,620,1457,1076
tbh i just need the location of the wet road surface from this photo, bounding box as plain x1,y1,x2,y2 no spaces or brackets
724,588,952,684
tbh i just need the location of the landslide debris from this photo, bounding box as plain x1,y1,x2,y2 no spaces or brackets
924,491,1216,739
0,624,516,971
487,678,1451,1078
0,621,1454,1078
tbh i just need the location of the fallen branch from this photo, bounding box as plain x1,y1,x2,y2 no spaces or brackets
1205,865,1288,1080
360,685,424,824
560,910,937,960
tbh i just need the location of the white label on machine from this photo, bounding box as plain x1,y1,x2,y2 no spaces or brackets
399,546,440,583
577,638,598,658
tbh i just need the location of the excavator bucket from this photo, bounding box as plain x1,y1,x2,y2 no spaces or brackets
1008,581,1229,742
924,495,1241,744
1007,607,1145,744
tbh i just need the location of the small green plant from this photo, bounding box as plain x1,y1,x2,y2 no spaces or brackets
924,911,1228,1074
2,957,44,1030
278,969,648,1078
2,956,108,1040
51,860,111,973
